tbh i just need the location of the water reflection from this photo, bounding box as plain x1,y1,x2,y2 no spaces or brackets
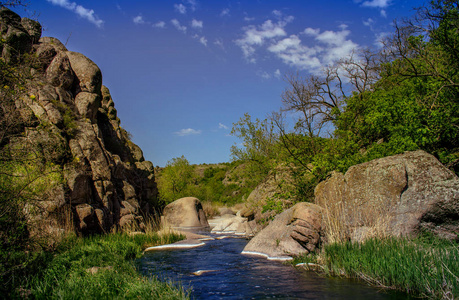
138,236,409,299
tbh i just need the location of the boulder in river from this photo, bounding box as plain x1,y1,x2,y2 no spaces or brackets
242,202,324,260
162,197,209,228
210,214,259,236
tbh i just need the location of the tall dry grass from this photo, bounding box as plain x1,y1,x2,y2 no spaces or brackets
321,197,392,244
201,200,221,218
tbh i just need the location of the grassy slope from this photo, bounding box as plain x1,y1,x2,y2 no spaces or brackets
9,233,188,299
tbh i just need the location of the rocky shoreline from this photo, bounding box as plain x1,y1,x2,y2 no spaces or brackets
156,150,459,262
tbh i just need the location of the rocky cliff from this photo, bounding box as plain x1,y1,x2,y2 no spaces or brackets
0,7,158,236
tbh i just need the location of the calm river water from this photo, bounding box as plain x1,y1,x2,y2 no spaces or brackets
138,234,409,299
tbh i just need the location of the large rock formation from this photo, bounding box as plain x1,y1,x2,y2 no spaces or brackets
161,197,209,228
0,8,159,236
315,150,459,241
242,202,324,260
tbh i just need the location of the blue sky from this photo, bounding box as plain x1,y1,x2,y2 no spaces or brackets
19,0,424,166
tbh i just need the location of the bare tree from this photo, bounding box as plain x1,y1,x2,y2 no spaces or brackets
379,0,459,99
280,48,381,139
281,69,342,138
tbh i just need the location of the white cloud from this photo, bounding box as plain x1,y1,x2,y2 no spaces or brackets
235,11,295,62
199,36,207,46
219,123,229,130
356,0,391,17
267,25,358,74
236,11,358,73
47,0,75,10
220,8,230,17
171,19,187,33
153,21,166,28
191,19,203,29
235,18,292,62
192,34,208,46
361,0,391,8
315,29,349,46
363,17,375,27
186,0,198,12
272,10,283,18
47,0,104,28
174,128,202,136
272,10,295,24
257,69,283,80
374,31,391,47
214,38,224,49
303,27,320,36
258,71,272,79
267,35,322,71
174,3,187,14
274,69,281,78
244,16,255,22
133,15,145,25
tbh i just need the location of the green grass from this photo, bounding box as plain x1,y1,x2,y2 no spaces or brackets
8,232,188,299
294,235,459,299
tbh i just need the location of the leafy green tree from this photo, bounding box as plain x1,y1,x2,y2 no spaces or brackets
333,0,459,167
157,156,195,203
230,113,279,183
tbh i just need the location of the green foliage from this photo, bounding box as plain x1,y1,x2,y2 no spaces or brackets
18,233,187,299
230,113,278,182
62,109,77,137
335,47,459,162
50,99,78,138
0,136,65,297
157,158,255,206
157,156,196,203
261,196,284,214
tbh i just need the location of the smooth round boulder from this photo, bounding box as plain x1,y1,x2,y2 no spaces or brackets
162,197,209,228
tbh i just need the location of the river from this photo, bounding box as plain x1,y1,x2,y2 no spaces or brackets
138,232,410,299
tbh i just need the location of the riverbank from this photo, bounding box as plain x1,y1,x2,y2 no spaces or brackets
5,232,188,299
293,234,459,299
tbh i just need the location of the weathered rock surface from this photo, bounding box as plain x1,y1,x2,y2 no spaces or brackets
315,150,459,241
0,7,35,62
242,202,324,260
46,51,75,89
243,167,297,229
162,197,209,228
66,51,102,94
0,8,159,236
210,214,258,236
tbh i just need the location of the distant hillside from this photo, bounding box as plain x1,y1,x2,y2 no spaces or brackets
155,158,260,207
